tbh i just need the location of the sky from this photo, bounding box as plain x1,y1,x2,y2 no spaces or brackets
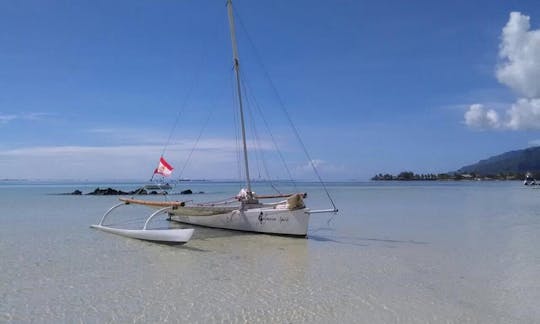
1,0,540,181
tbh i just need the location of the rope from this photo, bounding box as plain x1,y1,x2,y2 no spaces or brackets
177,106,215,181
232,6,338,212
230,69,243,182
154,8,220,182
240,69,297,191
240,73,281,194
242,80,264,181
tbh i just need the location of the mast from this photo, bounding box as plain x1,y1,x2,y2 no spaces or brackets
226,0,253,196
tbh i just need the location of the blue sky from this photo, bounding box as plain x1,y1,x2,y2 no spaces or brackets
1,0,540,181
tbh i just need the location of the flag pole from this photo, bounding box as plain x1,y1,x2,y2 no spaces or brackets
150,155,163,182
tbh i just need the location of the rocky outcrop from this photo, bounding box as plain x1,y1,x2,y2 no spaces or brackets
63,187,201,195
85,187,170,195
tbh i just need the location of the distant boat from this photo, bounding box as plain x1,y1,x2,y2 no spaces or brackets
144,156,174,191
143,183,172,191
524,172,536,186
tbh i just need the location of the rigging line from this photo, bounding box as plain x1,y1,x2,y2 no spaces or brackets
153,97,188,183
157,6,222,180
230,69,243,182
229,4,247,184
239,74,281,193
238,73,268,182
177,63,235,182
239,69,297,191
240,82,262,180
243,81,265,183
233,8,337,211
151,54,202,182
229,7,296,189
177,106,216,181
160,59,201,158
238,69,293,188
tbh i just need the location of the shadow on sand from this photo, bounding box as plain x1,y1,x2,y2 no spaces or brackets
308,227,428,246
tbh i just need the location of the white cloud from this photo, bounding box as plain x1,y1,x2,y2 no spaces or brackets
464,104,501,129
21,112,54,121
0,112,53,124
0,114,17,124
496,12,540,98
465,99,540,130
0,138,277,180
295,159,345,179
506,98,540,130
85,127,169,145
464,12,540,131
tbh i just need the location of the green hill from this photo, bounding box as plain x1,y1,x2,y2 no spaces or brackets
457,147,540,175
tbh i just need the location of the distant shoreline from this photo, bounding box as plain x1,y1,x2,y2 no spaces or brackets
371,171,527,181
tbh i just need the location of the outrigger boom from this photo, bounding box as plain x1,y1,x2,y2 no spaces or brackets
91,200,194,244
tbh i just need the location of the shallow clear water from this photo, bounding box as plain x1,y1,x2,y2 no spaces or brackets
0,181,539,323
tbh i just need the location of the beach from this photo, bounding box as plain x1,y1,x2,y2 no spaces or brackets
0,181,539,323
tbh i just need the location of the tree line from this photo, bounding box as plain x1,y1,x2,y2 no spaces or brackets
371,171,534,181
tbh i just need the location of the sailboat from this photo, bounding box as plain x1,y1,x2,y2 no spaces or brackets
524,172,536,186
98,0,338,238
144,157,174,191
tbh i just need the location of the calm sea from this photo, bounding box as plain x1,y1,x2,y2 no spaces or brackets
0,181,539,323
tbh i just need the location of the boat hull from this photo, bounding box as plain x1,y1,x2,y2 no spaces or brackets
169,207,310,236
144,183,172,190
90,225,194,243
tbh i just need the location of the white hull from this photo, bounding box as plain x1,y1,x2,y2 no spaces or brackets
170,207,310,236
144,183,172,190
91,225,194,243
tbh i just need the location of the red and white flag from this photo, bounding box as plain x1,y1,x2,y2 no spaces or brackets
154,157,174,177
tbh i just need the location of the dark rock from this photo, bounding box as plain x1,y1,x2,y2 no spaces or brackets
81,186,172,196
180,189,193,195
129,187,148,195
87,187,128,195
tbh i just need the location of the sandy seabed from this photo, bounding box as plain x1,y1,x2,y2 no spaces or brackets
0,181,538,323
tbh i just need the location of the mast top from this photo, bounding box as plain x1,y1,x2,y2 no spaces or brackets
227,0,240,65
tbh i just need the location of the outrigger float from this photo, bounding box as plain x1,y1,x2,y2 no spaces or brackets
91,198,194,244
